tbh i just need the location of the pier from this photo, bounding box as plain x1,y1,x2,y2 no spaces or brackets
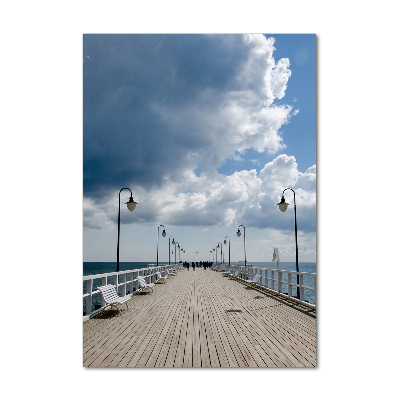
83,267,316,367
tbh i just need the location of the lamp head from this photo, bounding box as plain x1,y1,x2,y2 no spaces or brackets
217,244,220,248
162,229,166,237
277,196,289,212
224,240,227,244
125,196,138,212
237,228,241,237
172,238,175,245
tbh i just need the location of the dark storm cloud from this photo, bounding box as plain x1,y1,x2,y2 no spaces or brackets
83,34,250,198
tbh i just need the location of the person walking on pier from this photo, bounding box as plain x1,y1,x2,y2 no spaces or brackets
186,261,189,270
192,261,195,271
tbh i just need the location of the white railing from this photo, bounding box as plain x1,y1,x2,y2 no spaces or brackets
83,263,182,320
226,264,316,309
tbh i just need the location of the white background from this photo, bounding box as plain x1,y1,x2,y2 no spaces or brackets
1,1,399,399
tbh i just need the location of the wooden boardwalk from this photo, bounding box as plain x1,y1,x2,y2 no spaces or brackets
83,268,316,367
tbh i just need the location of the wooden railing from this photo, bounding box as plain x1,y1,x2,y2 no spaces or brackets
83,264,183,319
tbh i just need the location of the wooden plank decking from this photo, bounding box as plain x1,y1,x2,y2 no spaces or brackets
83,268,316,367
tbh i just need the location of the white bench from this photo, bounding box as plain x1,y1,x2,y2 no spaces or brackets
90,284,131,318
156,271,167,284
243,274,262,287
138,276,155,293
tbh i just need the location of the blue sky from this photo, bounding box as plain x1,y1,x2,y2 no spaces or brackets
83,34,316,262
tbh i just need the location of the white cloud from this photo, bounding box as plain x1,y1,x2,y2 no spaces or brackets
84,154,316,235
292,109,299,116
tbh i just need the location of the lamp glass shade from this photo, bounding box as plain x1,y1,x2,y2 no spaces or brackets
172,239,175,244
237,229,241,237
126,198,138,211
162,229,166,237
277,201,289,212
217,244,220,248
224,240,227,244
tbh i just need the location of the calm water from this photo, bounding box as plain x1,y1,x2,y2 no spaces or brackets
83,261,316,313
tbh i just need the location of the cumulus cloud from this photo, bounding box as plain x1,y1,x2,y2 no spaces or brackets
84,154,316,233
84,34,292,198
83,35,315,237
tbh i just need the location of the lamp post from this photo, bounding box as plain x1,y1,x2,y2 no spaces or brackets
224,236,231,265
172,238,176,264
277,187,300,298
217,242,223,264
168,236,173,265
236,225,246,268
117,188,138,273
212,247,215,263
177,243,181,262
157,225,166,267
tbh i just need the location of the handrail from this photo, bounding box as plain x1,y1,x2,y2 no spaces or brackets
83,263,182,319
226,264,316,309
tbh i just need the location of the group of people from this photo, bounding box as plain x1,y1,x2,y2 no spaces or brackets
183,261,213,271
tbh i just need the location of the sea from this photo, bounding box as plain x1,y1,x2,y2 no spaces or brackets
83,261,316,313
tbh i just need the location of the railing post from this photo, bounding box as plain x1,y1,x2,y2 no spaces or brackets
85,279,93,316
129,272,134,294
135,271,139,292
114,273,119,296
313,275,317,306
299,274,304,301
122,273,126,295
101,277,107,307
287,273,292,297
271,270,274,291
278,271,282,293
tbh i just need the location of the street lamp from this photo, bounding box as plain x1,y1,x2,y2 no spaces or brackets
217,242,223,264
117,188,138,273
277,187,300,298
168,236,173,265
172,238,176,264
157,225,166,267
212,247,216,263
224,236,231,265
237,225,246,268
177,243,181,262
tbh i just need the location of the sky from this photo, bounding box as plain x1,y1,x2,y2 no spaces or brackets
83,34,316,263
